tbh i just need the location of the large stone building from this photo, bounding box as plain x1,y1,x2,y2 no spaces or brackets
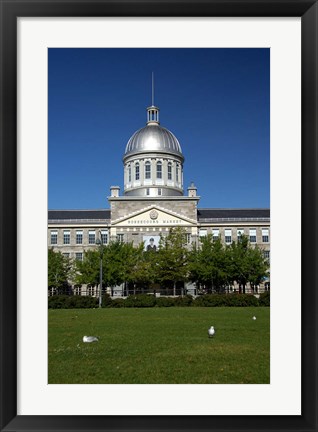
48,102,270,296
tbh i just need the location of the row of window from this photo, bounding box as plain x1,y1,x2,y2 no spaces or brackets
62,252,83,261
50,230,108,245
51,229,269,246
127,161,181,182
199,228,269,243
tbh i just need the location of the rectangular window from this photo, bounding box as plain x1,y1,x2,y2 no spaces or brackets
135,163,140,180
50,231,58,245
199,229,207,237
158,188,162,196
263,250,270,259
101,230,108,244
249,229,257,243
76,230,83,244
75,252,83,261
117,234,124,243
168,163,172,180
212,229,219,241
63,230,70,245
89,231,96,244
262,228,269,243
237,229,244,242
145,162,151,179
156,162,162,179
237,228,244,237
186,233,191,244
225,229,232,243
146,188,150,196
176,165,179,182
63,253,70,258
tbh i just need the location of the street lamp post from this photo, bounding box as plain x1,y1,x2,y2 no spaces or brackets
96,230,103,308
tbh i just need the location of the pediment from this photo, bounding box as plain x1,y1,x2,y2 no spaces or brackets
112,205,196,227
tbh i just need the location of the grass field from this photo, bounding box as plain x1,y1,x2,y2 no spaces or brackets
48,307,270,384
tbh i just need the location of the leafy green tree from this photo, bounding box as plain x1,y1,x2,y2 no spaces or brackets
156,227,189,296
48,248,72,293
129,244,155,293
188,235,229,293
102,241,125,291
74,249,100,287
228,235,268,293
74,242,125,295
117,242,143,295
246,246,269,291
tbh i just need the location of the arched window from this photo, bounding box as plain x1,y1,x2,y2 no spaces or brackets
168,162,172,180
145,161,151,179
156,161,162,179
135,162,140,181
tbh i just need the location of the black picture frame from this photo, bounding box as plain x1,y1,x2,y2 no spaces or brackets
0,1,317,431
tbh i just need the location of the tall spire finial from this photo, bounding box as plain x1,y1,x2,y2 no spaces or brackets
152,72,154,106
147,72,159,125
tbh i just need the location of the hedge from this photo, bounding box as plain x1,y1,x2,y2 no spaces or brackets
48,295,98,309
193,294,259,307
258,291,270,306
48,292,269,309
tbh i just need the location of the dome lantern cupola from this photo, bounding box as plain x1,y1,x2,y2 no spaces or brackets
123,79,184,198
147,105,159,125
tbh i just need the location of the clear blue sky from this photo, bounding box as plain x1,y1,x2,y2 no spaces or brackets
48,48,269,210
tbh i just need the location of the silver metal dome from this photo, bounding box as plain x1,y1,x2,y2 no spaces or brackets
124,124,184,160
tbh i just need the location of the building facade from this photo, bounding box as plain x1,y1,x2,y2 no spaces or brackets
48,103,270,296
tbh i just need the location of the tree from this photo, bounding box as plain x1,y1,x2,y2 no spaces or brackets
48,248,72,293
228,235,268,293
74,249,100,287
128,244,155,293
74,242,125,295
117,242,142,295
188,235,229,293
246,246,269,291
156,227,189,296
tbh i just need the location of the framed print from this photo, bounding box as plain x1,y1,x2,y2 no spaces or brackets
0,0,317,431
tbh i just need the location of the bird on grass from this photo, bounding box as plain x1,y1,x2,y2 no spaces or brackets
208,326,215,338
83,335,99,343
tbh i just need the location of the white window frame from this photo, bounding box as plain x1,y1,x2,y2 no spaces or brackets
76,230,83,245
199,229,207,237
101,230,108,245
225,229,232,244
88,230,96,245
168,162,172,180
50,230,58,245
262,228,269,243
249,229,257,243
212,229,219,241
135,162,140,181
63,230,70,245
75,252,83,261
145,161,151,179
156,161,162,179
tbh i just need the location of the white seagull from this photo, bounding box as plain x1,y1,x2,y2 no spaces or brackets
252,316,257,320
83,335,99,343
208,326,215,337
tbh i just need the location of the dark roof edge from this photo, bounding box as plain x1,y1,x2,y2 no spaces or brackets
198,207,270,211
48,209,110,212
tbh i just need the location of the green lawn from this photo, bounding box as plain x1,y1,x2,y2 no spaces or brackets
48,307,270,384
